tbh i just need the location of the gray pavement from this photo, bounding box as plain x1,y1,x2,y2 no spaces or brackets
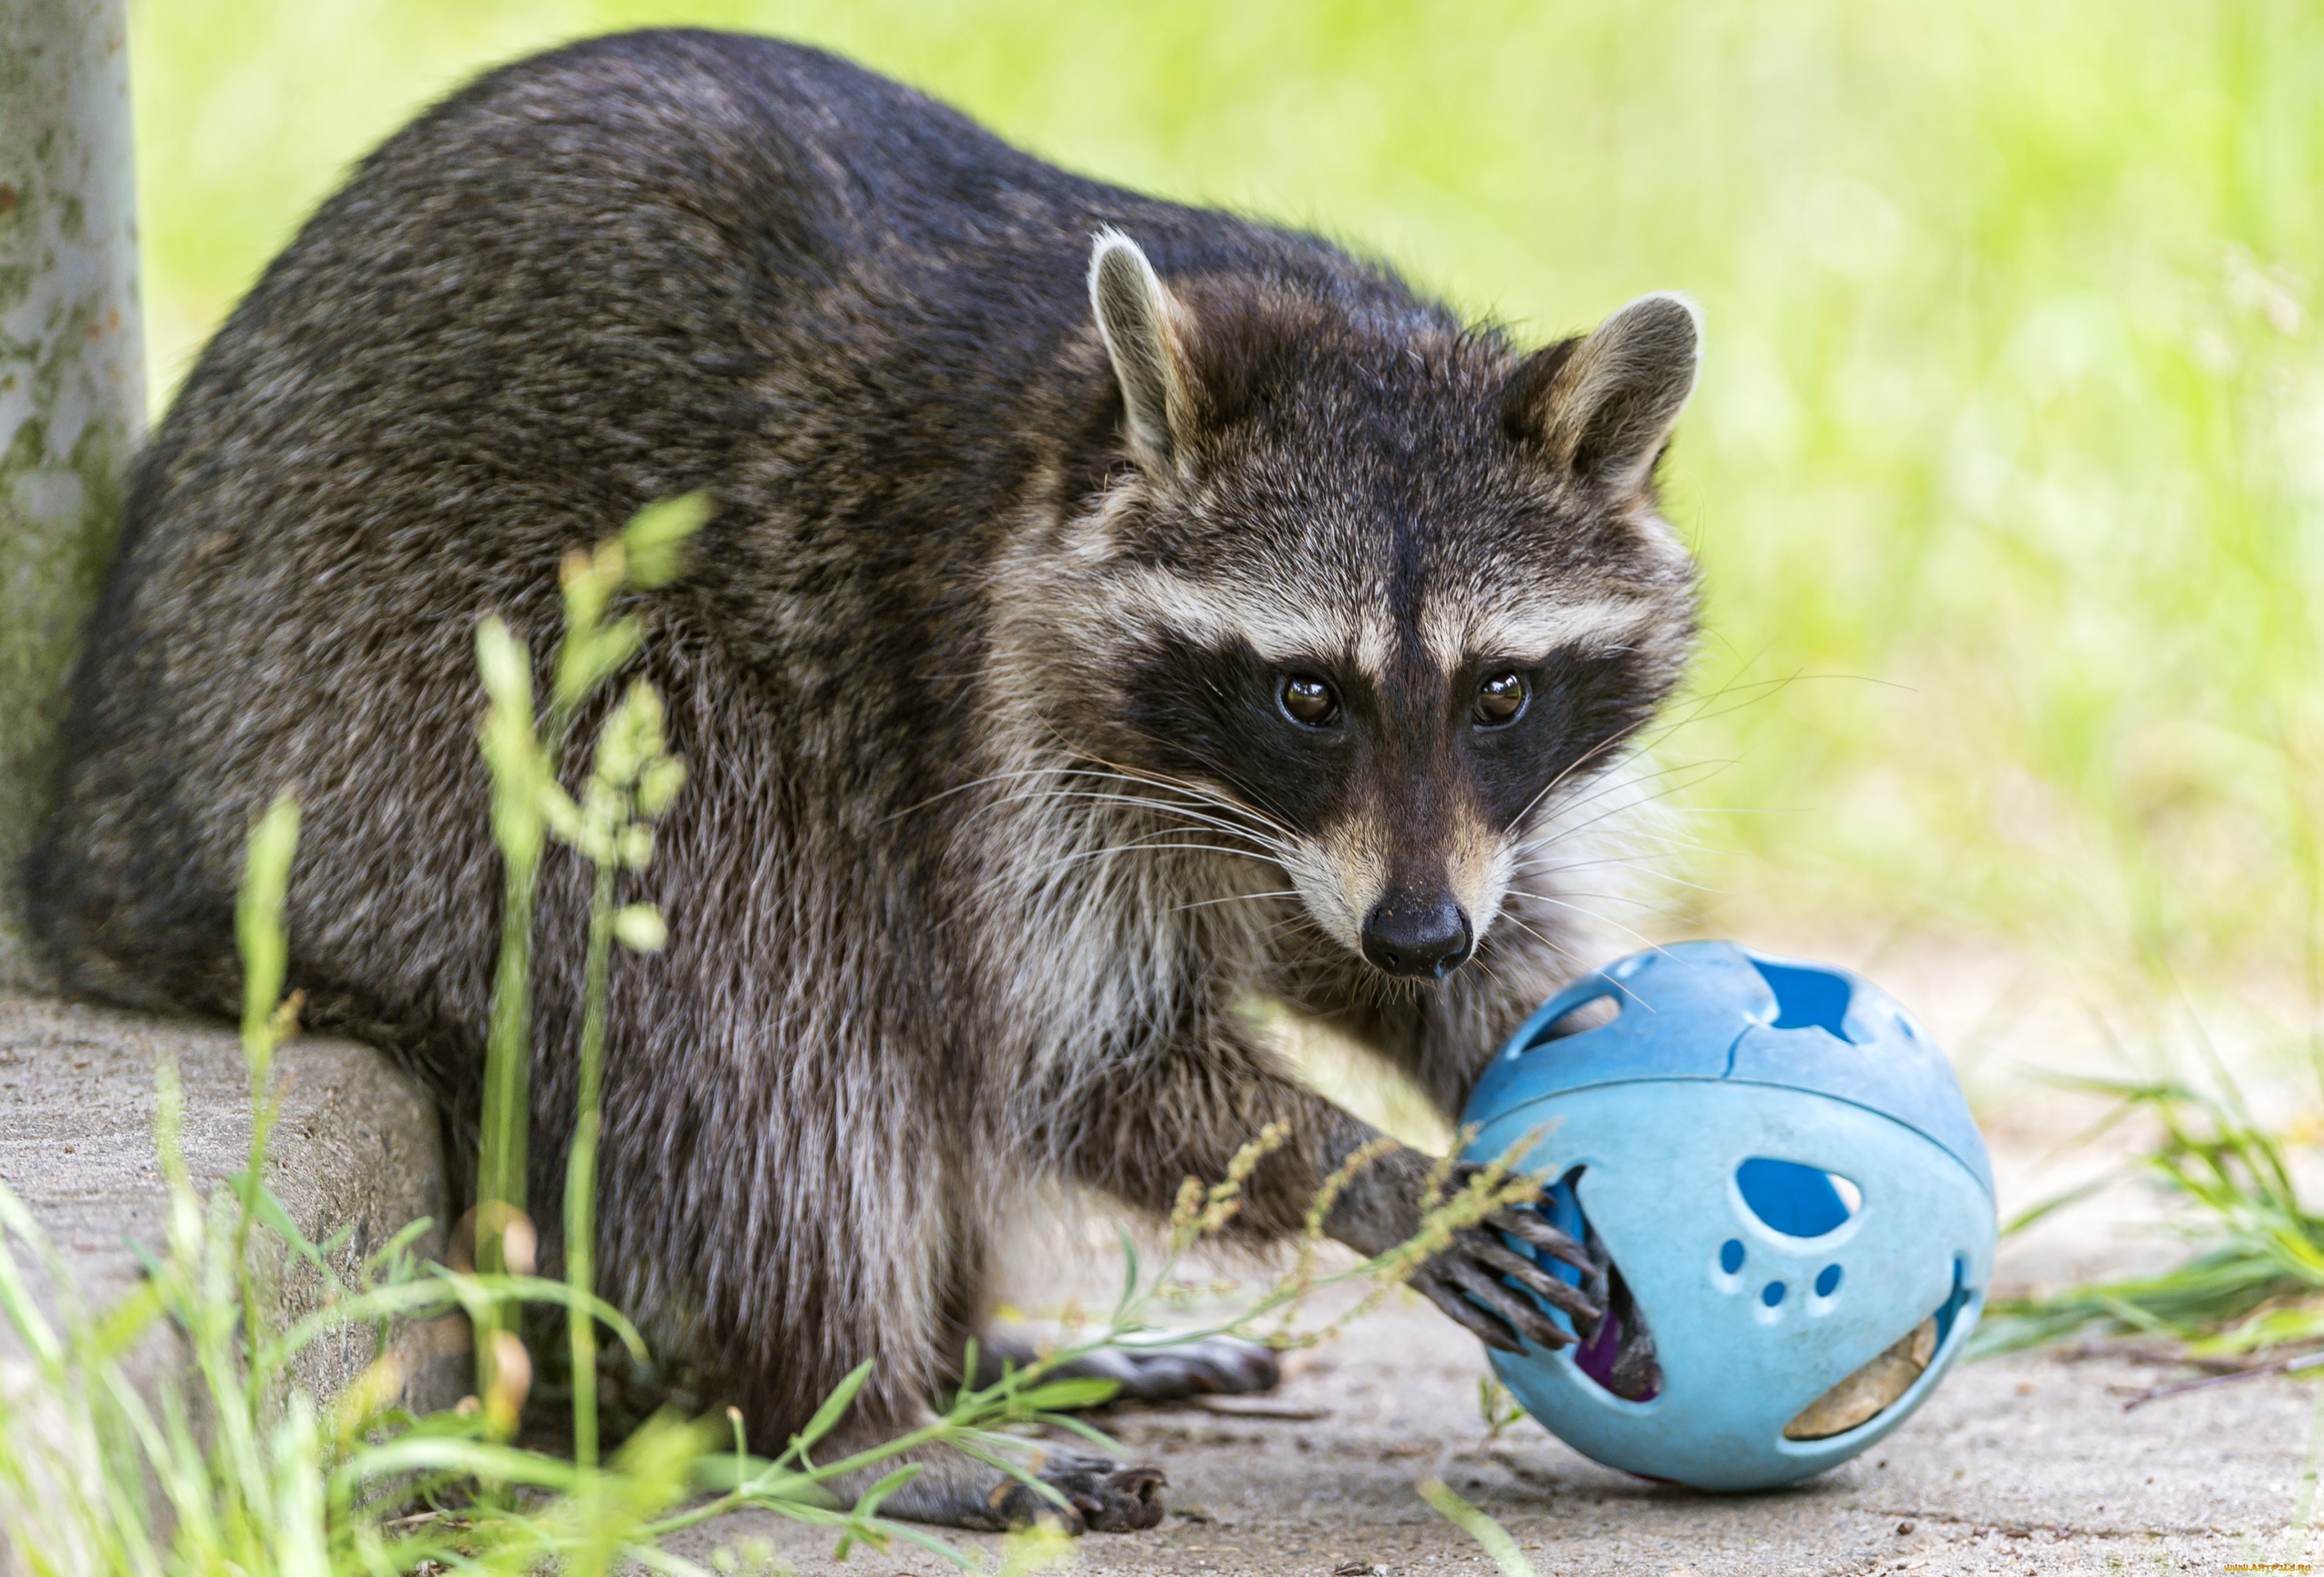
667,1290,2293,1576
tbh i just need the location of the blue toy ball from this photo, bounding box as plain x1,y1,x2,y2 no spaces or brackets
1459,941,1996,1491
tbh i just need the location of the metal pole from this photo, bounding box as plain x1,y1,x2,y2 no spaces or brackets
0,0,143,987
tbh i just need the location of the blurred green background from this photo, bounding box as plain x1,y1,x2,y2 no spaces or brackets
129,1,2324,1002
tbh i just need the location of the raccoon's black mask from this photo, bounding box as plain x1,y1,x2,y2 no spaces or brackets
1027,232,1701,980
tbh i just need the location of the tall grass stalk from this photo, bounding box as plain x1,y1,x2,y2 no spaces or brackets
554,674,686,1471
473,612,544,1398
470,493,705,1432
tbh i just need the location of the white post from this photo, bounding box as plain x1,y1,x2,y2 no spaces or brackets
0,0,143,986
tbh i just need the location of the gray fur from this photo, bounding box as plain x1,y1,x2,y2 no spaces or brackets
25,31,1701,1530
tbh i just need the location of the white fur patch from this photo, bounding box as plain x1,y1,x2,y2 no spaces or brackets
1418,593,1664,674
1107,565,1400,675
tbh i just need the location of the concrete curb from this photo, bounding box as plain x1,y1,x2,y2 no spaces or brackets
0,988,463,1519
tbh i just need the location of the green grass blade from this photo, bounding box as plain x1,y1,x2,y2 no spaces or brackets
1417,1475,1537,1577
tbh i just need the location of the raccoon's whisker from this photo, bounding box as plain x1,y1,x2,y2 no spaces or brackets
1013,838,1286,884
1510,847,1711,883
1534,818,1722,862
976,789,1283,841
1051,817,1258,851
1519,752,1732,837
1511,681,1752,835
1645,805,1789,815
1048,729,1300,845
975,786,1292,855
1261,913,1341,959
1507,887,1650,906
1486,912,1659,1015
1560,767,1733,833
1167,890,1305,914
1043,813,1290,869
1022,767,1299,860
1521,760,1730,854
890,762,1282,844
1274,932,1339,968
1137,780,1295,848
1258,910,1325,944
1459,944,1515,999
1068,829,1278,865
1612,665,1815,756
1512,858,1723,898
1511,849,1671,876
1637,664,1894,749
1555,749,1731,806
930,761,1298,854
1499,891,1669,961
1521,810,1720,854
1512,823,1698,861
880,764,1099,822
1516,865,1723,902
1507,710,1669,831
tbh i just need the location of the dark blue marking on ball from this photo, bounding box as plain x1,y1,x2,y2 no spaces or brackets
1736,1157,1857,1238
1752,957,1863,1041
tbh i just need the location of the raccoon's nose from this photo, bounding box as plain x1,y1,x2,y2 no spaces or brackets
1361,896,1473,979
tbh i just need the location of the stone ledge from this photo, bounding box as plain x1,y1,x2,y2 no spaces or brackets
0,987,464,1430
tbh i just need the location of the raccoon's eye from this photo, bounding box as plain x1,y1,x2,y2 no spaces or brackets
1280,674,1341,728
1474,671,1528,728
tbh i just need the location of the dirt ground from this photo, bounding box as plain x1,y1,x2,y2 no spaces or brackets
667,936,2311,1576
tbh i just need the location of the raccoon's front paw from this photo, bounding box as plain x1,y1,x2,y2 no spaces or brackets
1410,1177,1602,1354
987,1456,1167,1534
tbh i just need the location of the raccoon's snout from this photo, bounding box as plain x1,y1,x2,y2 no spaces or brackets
1361,893,1473,979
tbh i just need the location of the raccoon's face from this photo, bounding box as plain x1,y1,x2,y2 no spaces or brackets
1033,232,1701,981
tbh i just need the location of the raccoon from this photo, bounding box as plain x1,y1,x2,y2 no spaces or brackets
27,31,1701,1531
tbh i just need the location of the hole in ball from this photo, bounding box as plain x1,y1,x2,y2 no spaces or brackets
1502,1168,1661,1403
1736,1158,1860,1239
1751,957,1866,1042
1784,1257,1979,1441
1528,992,1619,1048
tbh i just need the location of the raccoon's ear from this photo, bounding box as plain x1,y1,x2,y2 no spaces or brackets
1088,228,1195,467
1505,292,1701,493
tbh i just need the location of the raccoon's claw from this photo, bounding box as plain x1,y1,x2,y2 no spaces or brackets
1470,1235,1602,1327
1487,1205,1594,1274
1417,1252,1554,1353
1413,1222,1599,1353
991,1457,1166,1534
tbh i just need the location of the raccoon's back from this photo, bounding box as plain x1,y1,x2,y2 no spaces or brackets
21,31,1108,1017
